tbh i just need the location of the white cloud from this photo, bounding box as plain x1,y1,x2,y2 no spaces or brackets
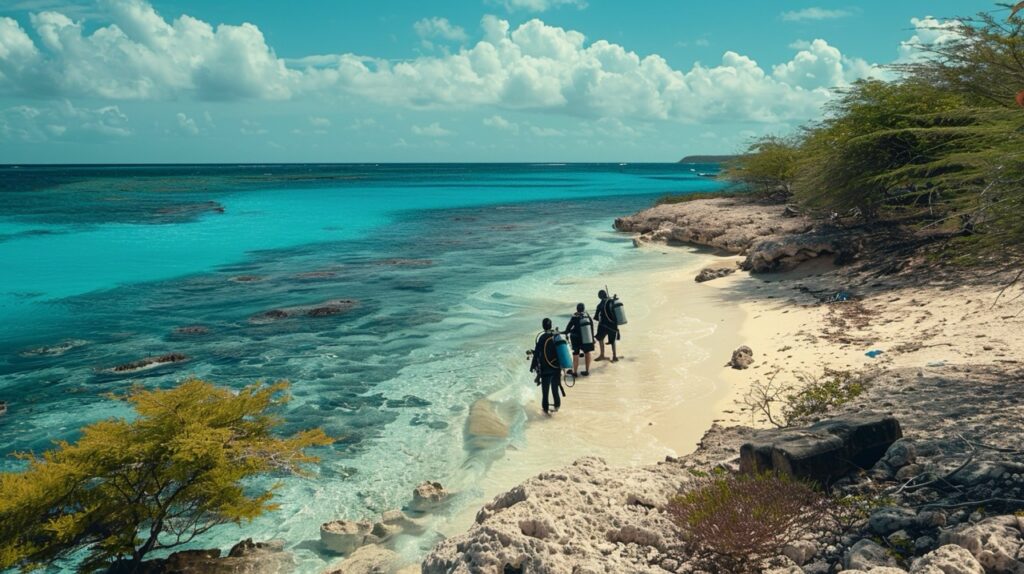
0,0,898,127
483,114,519,134
898,16,961,63
781,8,853,22
309,116,331,128
414,17,468,45
498,0,587,13
530,125,563,137
176,112,198,135
0,100,130,142
240,118,267,135
772,38,878,90
411,122,454,137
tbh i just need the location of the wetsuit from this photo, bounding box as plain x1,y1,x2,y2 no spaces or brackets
595,298,619,343
564,313,595,355
530,332,562,414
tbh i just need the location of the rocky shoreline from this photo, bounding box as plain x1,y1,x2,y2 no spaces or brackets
408,197,1024,573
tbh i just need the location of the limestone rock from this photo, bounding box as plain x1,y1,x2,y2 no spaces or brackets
909,544,984,574
410,481,450,514
156,540,293,574
870,507,918,536
728,345,754,369
695,265,736,283
322,544,399,574
845,539,900,570
740,414,902,484
782,539,818,565
881,440,917,469
321,520,374,555
741,230,854,273
938,515,1024,573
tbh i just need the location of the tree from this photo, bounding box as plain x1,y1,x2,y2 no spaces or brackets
721,135,802,198
0,379,332,573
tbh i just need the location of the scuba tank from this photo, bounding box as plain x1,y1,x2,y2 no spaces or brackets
611,296,628,325
578,313,594,346
553,333,573,369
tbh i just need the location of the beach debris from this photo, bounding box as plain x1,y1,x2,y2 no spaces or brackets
866,349,884,358
695,265,736,283
739,414,903,485
727,346,755,369
827,290,852,303
106,352,189,374
19,339,88,358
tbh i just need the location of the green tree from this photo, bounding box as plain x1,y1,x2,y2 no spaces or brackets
721,135,802,198
0,379,332,573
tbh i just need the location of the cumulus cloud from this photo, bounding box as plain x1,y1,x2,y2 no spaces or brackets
176,112,198,135
898,16,961,63
0,0,891,125
529,125,563,137
411,122,454,137
414,17,468,45
309,116,331,128
0,100,130,142
781,8,853,22
483,114,519,134
497,0,587,12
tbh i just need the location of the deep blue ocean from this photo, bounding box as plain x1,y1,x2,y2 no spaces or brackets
0,163,723,571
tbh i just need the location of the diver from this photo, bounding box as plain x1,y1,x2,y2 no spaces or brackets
529,318,563,416
564,303,595,376
594,290,620,363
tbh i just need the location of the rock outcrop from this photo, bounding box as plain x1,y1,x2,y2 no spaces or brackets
728,345,754,369
695,265,736,283
142,538,293,574
250,299,357,323
739,414,902,484
104,353,189,375
614,198,814,254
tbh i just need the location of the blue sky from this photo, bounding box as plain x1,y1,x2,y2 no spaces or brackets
0,0,997,163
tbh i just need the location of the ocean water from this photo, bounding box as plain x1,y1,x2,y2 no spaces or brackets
0,163,724,571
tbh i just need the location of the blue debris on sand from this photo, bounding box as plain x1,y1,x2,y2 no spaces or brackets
865,349,884,358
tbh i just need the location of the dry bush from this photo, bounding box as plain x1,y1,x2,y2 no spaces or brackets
667,472,829,573
743,369,864,428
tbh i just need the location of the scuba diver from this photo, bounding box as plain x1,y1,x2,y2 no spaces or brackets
529,318,564,416
564,303,595,376
594,290,621,363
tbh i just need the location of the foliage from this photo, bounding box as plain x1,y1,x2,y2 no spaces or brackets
655,189,744,205
719,5,1024,260
0,379,332,573
667,472,828,573
743,369,864,428
721,135,802,198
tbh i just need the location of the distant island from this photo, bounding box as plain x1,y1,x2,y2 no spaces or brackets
677,155,741,163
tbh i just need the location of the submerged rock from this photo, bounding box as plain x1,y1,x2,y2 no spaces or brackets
464,399,510,451
740,414,902,485
728,345,754,369
321,520,374,555
106,353,189,374
410,481,450,514
250,299,358,323
0,401,7,416
143,538,292,574
172,325,210,336
19,339,88,357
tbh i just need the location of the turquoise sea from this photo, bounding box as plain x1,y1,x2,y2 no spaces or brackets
0,163,724,571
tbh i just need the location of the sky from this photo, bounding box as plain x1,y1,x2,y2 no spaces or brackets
0,0,997,163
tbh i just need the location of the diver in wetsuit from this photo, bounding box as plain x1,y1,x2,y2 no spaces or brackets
595,290,620,363
529,318,562,415
564,303,595,376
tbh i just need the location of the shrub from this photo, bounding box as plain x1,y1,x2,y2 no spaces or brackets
743,369,864,428
667,472,828,573
0,379,332,573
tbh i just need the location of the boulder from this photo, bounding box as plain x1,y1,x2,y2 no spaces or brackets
870,507,918,536
321,520,374,555
783,539,818,565
845,539,900,570
156,539,293,574
695,266,736,283
938,515,1024,573
881,440,917,469
728,346,754,369
740,414,902,485
322,544,400,574
909,545,984,574
741,230,854,273
410,481,450,514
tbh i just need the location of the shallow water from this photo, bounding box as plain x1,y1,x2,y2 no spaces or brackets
0,163,723,571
